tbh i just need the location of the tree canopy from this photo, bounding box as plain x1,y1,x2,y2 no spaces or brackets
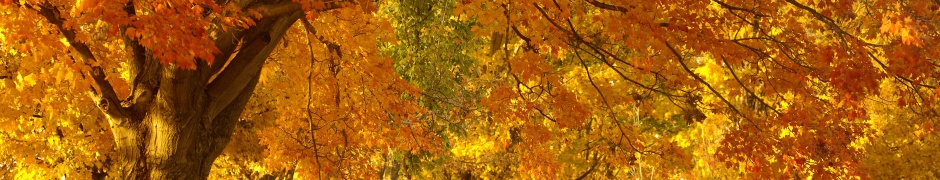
1,0,938,179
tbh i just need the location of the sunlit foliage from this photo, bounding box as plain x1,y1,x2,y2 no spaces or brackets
1,0,938,179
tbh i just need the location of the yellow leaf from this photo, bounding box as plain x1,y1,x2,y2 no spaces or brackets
14,73,23,91
23,73,37,86
65,70,74,81
59,38,71,47
259,66,271,84
55,68,65,82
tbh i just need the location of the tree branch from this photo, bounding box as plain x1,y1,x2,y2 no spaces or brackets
300,19,343,61
720,56,782,116
712,0,769,17
574,154,600,180
206,27,247,81
510,25,540,54
300,18,324,177
574,50,616,116
25,2,134,120
205,11,304,120
199,71,261,176
534,3,683,98
783,0,882,46
118,0,162,114
300,19,329,44
256,1,304,17
254,0,355,18
209,0,352,81
664,41,761,131
584,0,630,13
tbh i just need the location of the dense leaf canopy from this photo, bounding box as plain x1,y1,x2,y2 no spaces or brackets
1,0,939,179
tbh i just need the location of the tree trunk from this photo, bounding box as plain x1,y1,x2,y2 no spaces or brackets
106,73,259,179
93,11,303,180
23,0,338,179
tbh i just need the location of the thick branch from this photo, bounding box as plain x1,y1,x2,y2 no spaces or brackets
119,1,162,114
208,1,308,79
256,1,303,17
120,1,145,71
209,0,352,80
206,27,247,81
28,2,134,120
198,72,261,177
205,11,304,120
255,0,356,18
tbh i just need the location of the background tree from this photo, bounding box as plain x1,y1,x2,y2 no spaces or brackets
445,0,938,178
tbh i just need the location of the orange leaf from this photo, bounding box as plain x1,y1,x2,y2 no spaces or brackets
125,27,137,38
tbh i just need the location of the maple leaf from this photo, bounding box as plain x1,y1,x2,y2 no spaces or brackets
1,0,937,179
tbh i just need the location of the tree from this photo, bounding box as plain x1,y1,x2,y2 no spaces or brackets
0,0,413,179
2,0,939,179
446,0,938,178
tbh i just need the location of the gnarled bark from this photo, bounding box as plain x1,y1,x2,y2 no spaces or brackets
100,11,302,179
15,0,350,178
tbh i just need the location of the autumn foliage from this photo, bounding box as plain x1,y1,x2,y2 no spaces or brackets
1,0,939,179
